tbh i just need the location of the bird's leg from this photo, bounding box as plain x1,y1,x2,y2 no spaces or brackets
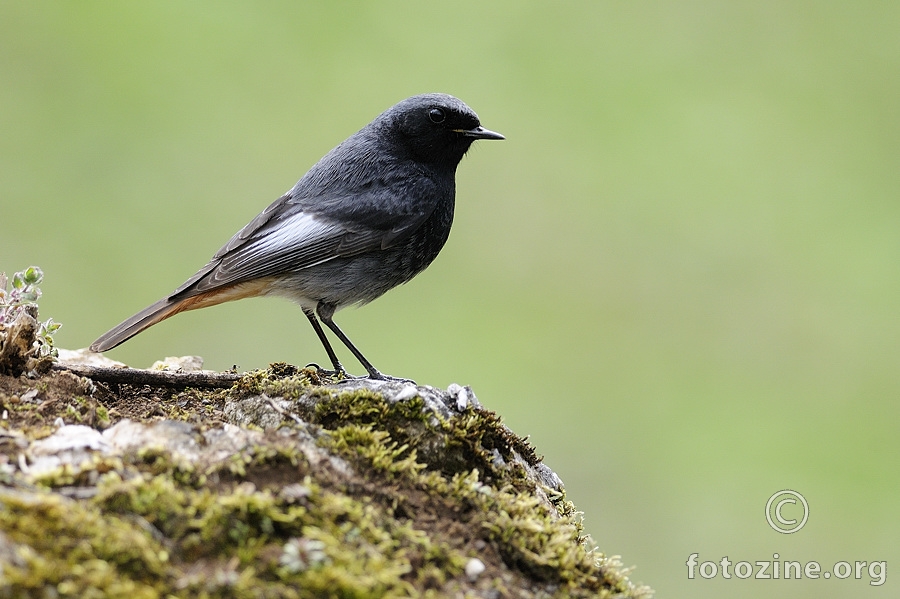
316,301,413,383
303,307,352,379
315,302,381,378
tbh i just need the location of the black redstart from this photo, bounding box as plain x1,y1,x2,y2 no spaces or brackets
90,93,503,380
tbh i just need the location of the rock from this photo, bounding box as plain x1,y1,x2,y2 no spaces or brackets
466,557,486,580
150,355,205,372
57,348,127,369
0,363,653,598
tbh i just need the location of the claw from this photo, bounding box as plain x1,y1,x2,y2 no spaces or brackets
365,371,416,384
305,362,351,381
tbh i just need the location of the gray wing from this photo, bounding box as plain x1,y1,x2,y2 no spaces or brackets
169,191,433,299
168,131,446,300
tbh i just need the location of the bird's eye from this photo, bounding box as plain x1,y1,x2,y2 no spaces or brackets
428,108,446,123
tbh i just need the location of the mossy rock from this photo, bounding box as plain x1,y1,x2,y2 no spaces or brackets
0,363,652,598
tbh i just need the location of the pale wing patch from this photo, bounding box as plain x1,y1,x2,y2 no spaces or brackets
181,211,387,297
215,212,346,280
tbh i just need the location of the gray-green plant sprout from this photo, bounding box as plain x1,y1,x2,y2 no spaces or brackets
0,266,61,358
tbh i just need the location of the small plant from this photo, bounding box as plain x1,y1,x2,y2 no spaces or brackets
0,266,61,359
279,538,329,573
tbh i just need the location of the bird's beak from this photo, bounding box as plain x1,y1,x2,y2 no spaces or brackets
454,126,505,140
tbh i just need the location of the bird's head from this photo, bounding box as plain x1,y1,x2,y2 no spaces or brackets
379,93,504,166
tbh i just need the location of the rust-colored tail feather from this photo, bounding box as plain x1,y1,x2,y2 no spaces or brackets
90,280,274,353
90,297,187,352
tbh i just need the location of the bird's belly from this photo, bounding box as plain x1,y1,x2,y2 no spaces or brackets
270,200,453,309
269,236,444,309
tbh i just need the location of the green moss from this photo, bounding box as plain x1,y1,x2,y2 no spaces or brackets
295,387,644,597
0,366,652,598
0,489,170,597
321,424,425,478
232,363,319,399
308,387,539,494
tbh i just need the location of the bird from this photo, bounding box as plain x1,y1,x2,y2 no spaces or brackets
90,93,504,380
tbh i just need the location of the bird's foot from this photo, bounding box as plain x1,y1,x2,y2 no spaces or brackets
305,362,357,383
306,363,414,385
363,370,416,385
332,373,415,386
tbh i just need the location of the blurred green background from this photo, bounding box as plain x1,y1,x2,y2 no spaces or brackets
3,2,898,596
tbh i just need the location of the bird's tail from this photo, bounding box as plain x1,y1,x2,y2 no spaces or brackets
89,297,188,352
90,279,275,353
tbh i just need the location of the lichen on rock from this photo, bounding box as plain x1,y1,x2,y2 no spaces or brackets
0,358,652,598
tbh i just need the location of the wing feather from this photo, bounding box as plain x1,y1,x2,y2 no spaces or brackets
168,146,444,301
